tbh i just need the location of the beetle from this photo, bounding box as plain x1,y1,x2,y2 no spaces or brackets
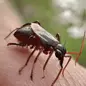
4,21,85,86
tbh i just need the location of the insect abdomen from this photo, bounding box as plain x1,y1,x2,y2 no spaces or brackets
14,28,33,43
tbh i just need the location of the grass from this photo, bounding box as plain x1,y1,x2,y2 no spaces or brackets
11,0,86,67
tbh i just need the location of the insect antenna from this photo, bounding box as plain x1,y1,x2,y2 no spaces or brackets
4,28,20,40
63,40,66,47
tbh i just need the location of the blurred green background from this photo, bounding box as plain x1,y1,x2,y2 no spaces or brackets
10,0,86,67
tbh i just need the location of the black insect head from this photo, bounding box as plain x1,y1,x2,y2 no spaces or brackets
55,44,66,68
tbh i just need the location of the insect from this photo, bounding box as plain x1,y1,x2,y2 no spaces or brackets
4,21,85,86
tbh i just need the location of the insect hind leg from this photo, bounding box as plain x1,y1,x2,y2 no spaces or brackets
19,47,36,75
30,49,43,81
42,51,53,78
7,42,26,47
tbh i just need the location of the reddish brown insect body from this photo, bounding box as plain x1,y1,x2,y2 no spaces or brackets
5,21,85,86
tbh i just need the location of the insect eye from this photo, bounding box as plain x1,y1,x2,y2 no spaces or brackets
55,50,62,60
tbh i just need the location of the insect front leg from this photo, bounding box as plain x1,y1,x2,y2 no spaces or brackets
51,68,63,86
30,49,43,81
42,51,53,78
62,55,72,76
19,47,36,74
51,56,64,86
75,31,85,65
66,31,85,65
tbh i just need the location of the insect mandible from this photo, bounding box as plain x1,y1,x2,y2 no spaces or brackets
4,21,85,86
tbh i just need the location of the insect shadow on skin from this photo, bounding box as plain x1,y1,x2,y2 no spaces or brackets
8,46,29,56
4,21,85,86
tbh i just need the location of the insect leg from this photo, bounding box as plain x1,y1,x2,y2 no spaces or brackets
7,42,26,47
51,55,66,86
51,68,63,86
30,49,43,81
20,23,31,28
50,56,64,86
4,28,20,40
33,21,41,25
56,33,60,42
19,47,36,74
62,55,72,76
42,51,53,78
66,31,85,65
66,52,79,55
75,31,85,65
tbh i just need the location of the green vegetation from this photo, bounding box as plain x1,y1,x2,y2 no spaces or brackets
11,0,86,67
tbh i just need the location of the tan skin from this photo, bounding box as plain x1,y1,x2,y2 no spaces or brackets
0,22,86,86
1,27,86,86
0,2,86,86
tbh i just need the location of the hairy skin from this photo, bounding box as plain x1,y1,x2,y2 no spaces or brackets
0,1,86,86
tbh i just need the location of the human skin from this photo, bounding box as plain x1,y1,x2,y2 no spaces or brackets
0,1,86,86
